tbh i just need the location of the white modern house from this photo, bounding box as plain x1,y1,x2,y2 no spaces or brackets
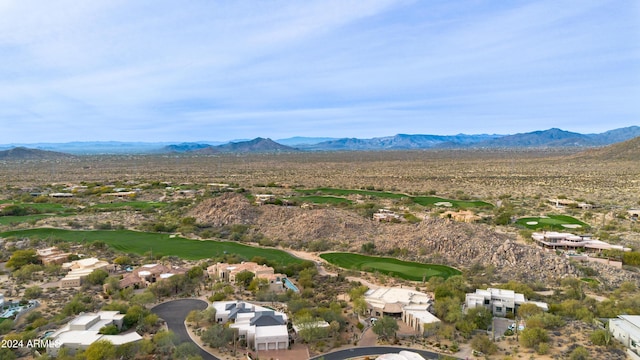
364,287,440,333
48,311,142,355
610,315,640,360
531,232,631,252
212,301,288,351
465,288,548,317
60,258,111,287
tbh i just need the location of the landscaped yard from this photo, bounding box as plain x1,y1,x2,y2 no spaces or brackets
516,214,590,230
0,228,304,266
320,252,461,281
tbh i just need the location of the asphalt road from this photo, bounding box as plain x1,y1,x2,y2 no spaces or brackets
151,299,220,360
310,346,457,360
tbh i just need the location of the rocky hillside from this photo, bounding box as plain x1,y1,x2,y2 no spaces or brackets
189,193,639,287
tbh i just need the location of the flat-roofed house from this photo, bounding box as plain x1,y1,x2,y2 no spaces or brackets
118,263,186,289
48,311,142,355
37,247,71,265
532,232,632,252
610,315,640,359
208,262,286,292
60,258,110,287
364,287,440,333
465,288,548,317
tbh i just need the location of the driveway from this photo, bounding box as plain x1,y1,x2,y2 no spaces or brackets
151,299,219,360
310,346,455,360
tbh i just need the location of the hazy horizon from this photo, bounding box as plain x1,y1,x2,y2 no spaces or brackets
1,1,638,143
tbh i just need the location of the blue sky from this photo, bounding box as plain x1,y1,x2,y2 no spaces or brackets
1,0,638,143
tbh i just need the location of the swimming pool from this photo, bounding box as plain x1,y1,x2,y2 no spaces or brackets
283,278,299,292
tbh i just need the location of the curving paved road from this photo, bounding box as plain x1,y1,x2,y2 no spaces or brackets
151,299,220,360
310,346,456,360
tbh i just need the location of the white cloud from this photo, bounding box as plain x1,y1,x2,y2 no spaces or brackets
0,0,638,142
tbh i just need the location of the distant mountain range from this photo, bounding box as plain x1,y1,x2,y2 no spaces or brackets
191,137,295,154
0,126,638,155
0,147,73,160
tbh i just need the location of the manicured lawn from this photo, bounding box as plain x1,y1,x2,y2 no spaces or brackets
320,252,461,281
293,196,352,205
22,203,71,212
0,214,55,225
516,214,590,230
90,201,168,210
0,228,304,265
412,196,493,208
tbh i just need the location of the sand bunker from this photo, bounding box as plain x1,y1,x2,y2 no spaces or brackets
562,224,582,229
526,221,538,225
434,202,453,207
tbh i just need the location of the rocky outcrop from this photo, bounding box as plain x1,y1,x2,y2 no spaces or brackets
189,192,261,226
188,193,639,286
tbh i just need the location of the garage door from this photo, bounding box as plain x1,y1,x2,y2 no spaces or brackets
258,343,266,351
268,342,276,350
278,342,287,349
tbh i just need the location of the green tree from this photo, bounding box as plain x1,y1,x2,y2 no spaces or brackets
295,313,328,343
201,324,234,348
6,249,38,270
99,324,119,335
372,316,399,341
186,310,205,328
131,291,156,306
569,346,590,360
113,255,132,268
353,297,368,316
0,319,14,335
234,270,255,288
23,286,43,299
84,339,116,360
520,327,549,348
471,334,497,355
466,306,492,329
187,266,204,280
153,330,178,355
361,242,376,254
590,329,611,346
86,269,109,285
517,303,543,319
174,342,200,359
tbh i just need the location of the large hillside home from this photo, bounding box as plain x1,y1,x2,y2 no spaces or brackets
48,311,142,355
465,288,548,317
212,301,288,351
364,287,440,333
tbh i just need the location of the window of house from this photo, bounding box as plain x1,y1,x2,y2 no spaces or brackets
496,306,502,312
484,299,490,305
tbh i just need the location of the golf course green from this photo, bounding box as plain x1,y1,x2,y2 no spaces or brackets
0,228,304,266
320,252,460,281
516,214,589,230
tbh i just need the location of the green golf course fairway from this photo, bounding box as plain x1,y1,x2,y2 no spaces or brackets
516,214,589,230
320,252,460,281
0,228,303,265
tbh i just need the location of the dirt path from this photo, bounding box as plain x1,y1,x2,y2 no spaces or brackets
282,248,381,289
